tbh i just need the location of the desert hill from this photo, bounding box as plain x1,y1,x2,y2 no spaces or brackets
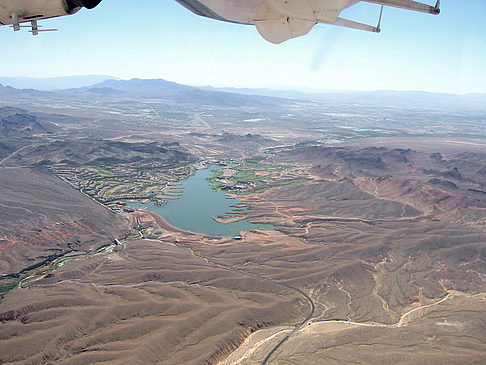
0,107,58,137
2,139,195,167
0,168,128,276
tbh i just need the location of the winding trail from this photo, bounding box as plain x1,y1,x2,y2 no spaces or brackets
299,292,453,332
258,292,454,364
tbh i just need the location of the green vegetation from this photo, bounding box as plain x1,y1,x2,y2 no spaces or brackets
205,167,235,190
143,185,163,194
211,181,223,189
105,184,125,196
207,170,222,180
245,156,267,164
238,178,310,195
86,166,114,177
207,158,308,196
275,178,309,187
18,257,74,289
0,280,19,299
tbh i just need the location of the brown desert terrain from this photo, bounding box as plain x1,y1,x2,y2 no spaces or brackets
2,141,486,364
0,167,127,276
1,82,486,365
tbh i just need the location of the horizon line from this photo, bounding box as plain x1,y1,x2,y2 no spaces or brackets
0,75,485,96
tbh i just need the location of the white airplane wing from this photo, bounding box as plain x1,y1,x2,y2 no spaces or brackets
176,0,440,44
0,0,438,41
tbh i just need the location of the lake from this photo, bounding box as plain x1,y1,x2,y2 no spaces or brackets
131,166,275,236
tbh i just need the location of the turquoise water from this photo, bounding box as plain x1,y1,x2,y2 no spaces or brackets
131,167,275,237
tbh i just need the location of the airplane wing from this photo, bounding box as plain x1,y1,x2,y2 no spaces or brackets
176,0,440,44
0,0,438,41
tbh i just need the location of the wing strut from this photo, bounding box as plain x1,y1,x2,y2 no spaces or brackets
332,4,384,33
376,5,384,32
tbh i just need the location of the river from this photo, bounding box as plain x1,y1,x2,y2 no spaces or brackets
131,166,276,237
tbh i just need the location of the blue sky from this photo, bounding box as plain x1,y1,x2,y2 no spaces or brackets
0,0,485,93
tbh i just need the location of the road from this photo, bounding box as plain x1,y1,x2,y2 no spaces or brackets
9,205,459,364
0,144,34,166
262,284,316,365
177,238,316,365
259,292,455,364
194,112,212,130
147,207,317,364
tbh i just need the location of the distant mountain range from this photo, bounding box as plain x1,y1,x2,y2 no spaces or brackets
1,76,485,111
202,86,486,111
0,75,116,91
75,78,486,111
68,78,292,107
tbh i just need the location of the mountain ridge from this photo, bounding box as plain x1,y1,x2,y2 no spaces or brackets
1,76,486,110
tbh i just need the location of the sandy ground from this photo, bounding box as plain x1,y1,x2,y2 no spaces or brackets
220,326,292,365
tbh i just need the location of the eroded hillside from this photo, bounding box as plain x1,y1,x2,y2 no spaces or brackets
1,143,486,364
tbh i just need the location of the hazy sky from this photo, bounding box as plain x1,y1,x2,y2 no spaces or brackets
0,0,485,93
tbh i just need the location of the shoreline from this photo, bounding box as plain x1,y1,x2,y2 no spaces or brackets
145,211,223,240
146,211,194,235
